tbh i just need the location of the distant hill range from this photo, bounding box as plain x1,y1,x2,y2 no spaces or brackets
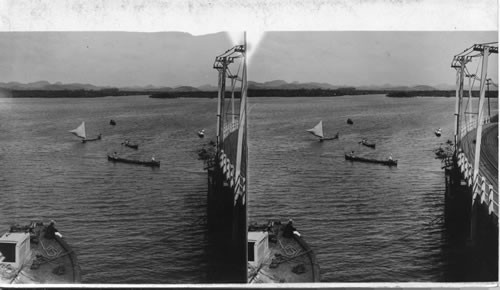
0,80,456,92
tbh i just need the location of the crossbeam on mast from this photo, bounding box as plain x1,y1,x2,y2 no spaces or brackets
472,44,498,54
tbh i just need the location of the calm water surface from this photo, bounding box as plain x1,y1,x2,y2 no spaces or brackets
248,95,498,282
0,96,216,283
0,94,496,283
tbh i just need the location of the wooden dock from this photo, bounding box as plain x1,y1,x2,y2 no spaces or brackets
459,123,498,192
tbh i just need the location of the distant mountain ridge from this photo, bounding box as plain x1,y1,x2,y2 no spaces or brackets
0,80,455,92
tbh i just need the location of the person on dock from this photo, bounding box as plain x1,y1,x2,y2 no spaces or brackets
45,220,58,239
152,155,156,162
388,154,393,161
350,151,355,157
113,151,118,158
283,219,297,238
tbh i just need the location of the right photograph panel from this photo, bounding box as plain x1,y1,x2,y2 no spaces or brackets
244,31,498,283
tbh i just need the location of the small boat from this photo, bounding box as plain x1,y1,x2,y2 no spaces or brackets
306,121,339,142
435,128,442,137
359,139,376,149
122,141,139,150
345,154,397,166
107,154,160,167
0,221,81,284
69,122,102,143
347,118,353,125
109,119,116,126
247,220,320,283
198,129,205,138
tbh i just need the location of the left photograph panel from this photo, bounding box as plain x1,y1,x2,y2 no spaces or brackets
0,31,248,284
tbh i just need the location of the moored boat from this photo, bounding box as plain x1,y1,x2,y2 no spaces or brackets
0,221,81,284
359,139,376,149
107,154,160,167
247,220,320,283
347,118,353,125
435,128,442,137
345,154,397,166
198,129,205,138
109,119,116,126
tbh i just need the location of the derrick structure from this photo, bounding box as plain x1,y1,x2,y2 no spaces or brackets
206,39,248,283
444,42,498,281
450,42,498,220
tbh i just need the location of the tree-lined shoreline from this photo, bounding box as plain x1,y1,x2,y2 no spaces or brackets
0,88,497,99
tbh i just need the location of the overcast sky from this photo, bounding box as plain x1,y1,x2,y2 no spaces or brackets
0,31,497,88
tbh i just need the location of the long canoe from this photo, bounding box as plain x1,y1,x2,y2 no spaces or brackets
107,155,160,167
345,154,397,166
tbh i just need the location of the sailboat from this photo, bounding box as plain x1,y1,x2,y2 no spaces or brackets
69,122,101,143
306,120,339,142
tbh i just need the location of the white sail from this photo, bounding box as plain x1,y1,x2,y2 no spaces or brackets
69,122,86,139
307,120,324,138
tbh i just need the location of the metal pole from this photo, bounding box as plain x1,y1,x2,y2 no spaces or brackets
231,77,235,124
216,68,223,150
458,61,465,137
453,62,463,151
235,38,246,182
216,59,228,151
473,48,489,181
467,75,473,132
487,79,491,118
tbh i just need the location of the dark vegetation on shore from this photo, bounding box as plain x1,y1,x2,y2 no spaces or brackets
2,88,497,99
150,88,357,98
6,89,151,98
387,90,498,98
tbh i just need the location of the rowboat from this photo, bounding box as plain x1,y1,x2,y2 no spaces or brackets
107,155,160,167
122,141,139,150
435,128,442,137
248,220,320,283
359,139,376,149
0,221,81,284
198,129,205,138
345,154,397,166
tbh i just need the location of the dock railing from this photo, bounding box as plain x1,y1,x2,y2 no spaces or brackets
457,150,498,217
460,115,491,139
